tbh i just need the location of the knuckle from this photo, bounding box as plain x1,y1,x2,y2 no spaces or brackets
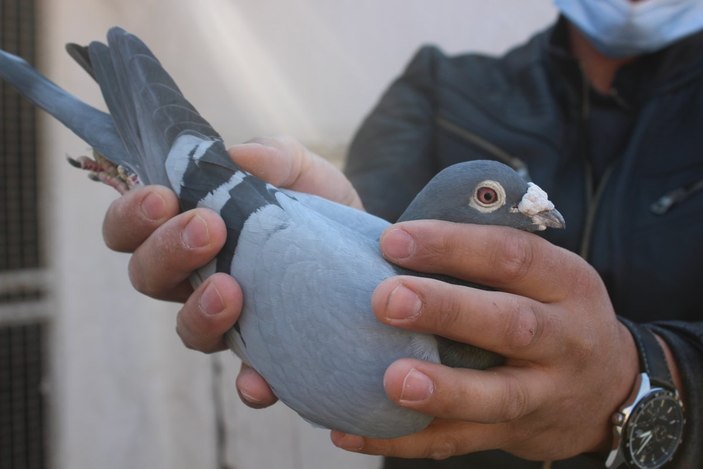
102,199,131,251
431,229,456,259
572,261,604,296
175,322,198,351
339,184,363,209
103,234,124,252
127,256,147,293
502,299,540,350
490,233,534,283
499,375,530,422
566,324,598,369
102,229,122,252
176,306,216,353
409,222,453,261
505,423,539,452
281,137,309,185
127,255,158,297
435,289,464,331
427,438,459,460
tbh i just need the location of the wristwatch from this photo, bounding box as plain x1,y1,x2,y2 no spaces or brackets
605,320,685,468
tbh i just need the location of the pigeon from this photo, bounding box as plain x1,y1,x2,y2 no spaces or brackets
0,28,565,438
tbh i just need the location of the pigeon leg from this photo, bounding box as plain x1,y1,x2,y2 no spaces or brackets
67,151,140,194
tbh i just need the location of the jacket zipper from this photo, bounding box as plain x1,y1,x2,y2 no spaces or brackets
650,177,703,215
577,74,617,260
436,117,531,180
579,163,615,259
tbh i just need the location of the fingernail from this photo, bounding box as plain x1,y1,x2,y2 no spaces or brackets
382,228,415,260
400,368,434,403
182,215,210,248
237,367,266,407
140,191,166,221
385,284,422,321
238,388,266,408
331,432,365,451
199,282,224,316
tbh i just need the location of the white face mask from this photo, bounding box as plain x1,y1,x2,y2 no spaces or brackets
554,0,703,58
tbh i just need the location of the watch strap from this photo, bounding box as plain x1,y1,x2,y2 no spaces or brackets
619,318,674,389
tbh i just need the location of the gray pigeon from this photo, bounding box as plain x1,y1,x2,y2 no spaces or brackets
0,28,564,438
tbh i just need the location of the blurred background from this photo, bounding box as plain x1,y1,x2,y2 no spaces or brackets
0,1,556,468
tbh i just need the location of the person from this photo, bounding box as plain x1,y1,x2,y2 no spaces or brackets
101,0,703,467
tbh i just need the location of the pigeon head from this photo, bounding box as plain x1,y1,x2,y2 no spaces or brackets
397,160,565,232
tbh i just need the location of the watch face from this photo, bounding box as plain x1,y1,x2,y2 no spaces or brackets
625,390,685,468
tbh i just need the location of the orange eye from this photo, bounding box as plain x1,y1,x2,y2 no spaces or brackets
476,186,498,205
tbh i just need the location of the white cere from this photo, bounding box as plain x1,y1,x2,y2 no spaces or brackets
518,182,554,215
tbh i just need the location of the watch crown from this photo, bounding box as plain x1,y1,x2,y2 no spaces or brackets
612,412,625,426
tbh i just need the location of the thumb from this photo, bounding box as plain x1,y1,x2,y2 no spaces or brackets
228,136,363,209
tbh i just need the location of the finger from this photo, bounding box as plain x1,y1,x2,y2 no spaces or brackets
128,208,227,301
102,185,180,252
228,136,363,209
236,363,278,409
381,359,551,424
372,276,549,359
380,221,593,303
175,273,242,353
331,420,507,459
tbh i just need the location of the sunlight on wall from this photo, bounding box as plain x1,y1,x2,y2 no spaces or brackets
183,0,322,142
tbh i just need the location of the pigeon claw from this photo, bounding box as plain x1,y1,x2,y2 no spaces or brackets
66,150,140,194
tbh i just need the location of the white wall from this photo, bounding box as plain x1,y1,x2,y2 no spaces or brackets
41,1,557,468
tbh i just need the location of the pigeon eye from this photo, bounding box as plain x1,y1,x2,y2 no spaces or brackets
470,180,506,213
476,186,498,205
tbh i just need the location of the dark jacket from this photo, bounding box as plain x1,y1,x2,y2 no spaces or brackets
345,20,703,468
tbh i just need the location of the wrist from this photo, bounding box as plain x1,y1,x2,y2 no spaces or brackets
604,320,686,468
593,321,640,454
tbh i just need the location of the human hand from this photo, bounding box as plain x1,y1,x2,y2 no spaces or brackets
331,220,640,461
102,136,362,408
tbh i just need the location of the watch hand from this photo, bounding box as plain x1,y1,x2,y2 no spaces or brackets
636,431,653,455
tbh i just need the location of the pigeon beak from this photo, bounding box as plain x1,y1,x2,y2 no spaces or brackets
515,182,565,232
530,208,566,231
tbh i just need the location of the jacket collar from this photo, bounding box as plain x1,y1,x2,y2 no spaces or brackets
544,16,703,108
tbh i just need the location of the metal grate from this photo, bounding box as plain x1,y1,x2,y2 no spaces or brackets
0,0,40,273
0,1,48,468
0,323,46,469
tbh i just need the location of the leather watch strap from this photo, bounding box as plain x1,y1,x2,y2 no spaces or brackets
619,318,674,389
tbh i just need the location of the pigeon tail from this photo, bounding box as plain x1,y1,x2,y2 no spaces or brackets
0,28,287,272
80,27,233,189
0,48,130,166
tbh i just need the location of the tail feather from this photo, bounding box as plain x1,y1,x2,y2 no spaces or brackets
0,27,276,224
86,40,148,180
0,48,129,165
0,26,303,279
88,26,232,186
108,27,221,144
65,43,96,80
142,81,221,144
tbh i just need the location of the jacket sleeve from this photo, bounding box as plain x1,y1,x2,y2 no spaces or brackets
345,46,443,222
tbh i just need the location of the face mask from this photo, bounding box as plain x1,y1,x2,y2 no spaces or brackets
554,0,703,58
